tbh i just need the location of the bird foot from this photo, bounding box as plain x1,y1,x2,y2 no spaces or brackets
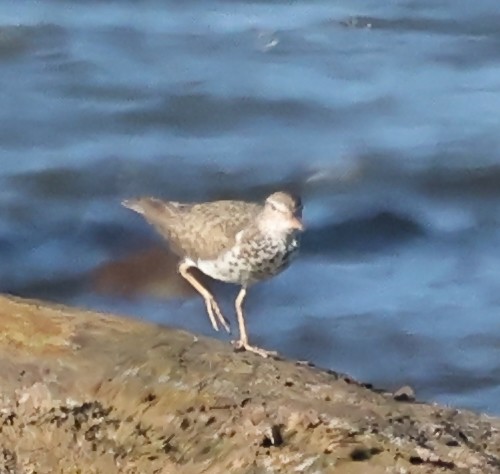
205,297,231,334
232,340,278,358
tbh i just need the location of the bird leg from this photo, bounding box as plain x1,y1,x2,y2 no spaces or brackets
178,262,231,333
232,287,278,358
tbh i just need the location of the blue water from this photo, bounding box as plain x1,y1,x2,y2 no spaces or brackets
2,0,500,414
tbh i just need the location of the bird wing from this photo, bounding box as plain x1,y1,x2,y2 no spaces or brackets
123,198,261,261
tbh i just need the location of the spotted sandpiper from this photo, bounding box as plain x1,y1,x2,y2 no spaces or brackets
122,191,304,357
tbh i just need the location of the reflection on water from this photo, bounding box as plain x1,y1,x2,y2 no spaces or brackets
2,0,500,414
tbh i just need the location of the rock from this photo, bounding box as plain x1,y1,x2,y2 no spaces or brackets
0,294,498,473
393,385,416,402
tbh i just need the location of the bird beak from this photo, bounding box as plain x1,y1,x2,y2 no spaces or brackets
290,216,304,231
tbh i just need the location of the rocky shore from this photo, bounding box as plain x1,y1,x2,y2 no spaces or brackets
0,294,498,473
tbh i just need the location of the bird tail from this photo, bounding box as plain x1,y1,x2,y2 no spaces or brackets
122,197,169,215
122,197,185,238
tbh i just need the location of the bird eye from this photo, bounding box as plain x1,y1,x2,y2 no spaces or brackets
268,202,277,211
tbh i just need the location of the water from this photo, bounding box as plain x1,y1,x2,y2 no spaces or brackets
2,0,500,414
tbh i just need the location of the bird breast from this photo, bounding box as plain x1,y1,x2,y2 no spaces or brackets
196,235,300,285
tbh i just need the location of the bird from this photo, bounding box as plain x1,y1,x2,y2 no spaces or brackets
122,191,304,358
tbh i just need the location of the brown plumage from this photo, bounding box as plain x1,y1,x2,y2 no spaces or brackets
122,191,304,357
122,199,262,261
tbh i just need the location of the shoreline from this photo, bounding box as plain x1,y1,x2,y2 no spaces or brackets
0,294,498,473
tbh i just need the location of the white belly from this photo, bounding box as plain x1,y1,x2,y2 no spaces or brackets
195,237,300,285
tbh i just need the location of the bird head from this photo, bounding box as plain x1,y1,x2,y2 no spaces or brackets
260,191,304,234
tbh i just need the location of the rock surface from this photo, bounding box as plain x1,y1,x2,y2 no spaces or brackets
0,294,498,473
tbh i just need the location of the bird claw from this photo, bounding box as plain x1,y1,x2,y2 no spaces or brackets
205,298,231,334
232,340,278,358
